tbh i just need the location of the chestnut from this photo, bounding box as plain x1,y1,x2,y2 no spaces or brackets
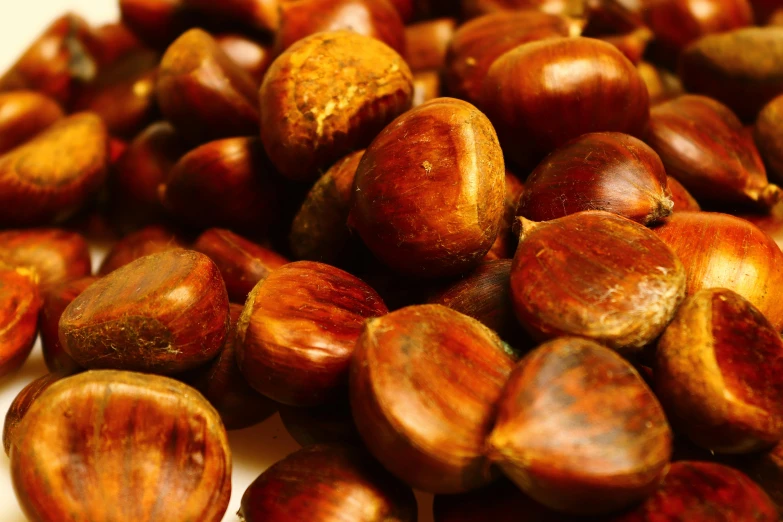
771,8,783,25
193,227,288,303
0,268,42,378
511,211,686,355
259,30,413,182
488,337,672,515
0,228,91,289
481,37,649,170
411,70,441,107
609,461,777,521
679,27,783,122
236,260,387,406
598,27,653,65
462,0,585,18
756,93,783,184
274,0,406,56
39,276,98,374
637,61,684,106
349,97,505,278
646,94,778,210
517,132,673,225
0,91,63,155
0,112,109,227
239,444,417,522
278,399,362,447
350,304,515,493
724,442,783,512
667,175,701,211
98,225,187,275
92,22,144,66
388,0,414,21
741,201,783,250
405,17,456,72
60,249,230,374
2,372,68,456
182,0,280,35
157,28,260,144
485,169,525,260
215,33,273,86
11,370,232,522
655,288,783,453
653,211,783,331
119,0,193,48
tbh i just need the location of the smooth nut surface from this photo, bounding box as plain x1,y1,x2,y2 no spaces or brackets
0,91,63,155
0,268,42,378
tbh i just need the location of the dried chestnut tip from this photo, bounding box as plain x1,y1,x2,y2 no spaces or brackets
238,444,417,522
655,288,783,454
0,267,42,378
513,215,542,242
3,372,68,456
487,337,672,516
11,370,232,522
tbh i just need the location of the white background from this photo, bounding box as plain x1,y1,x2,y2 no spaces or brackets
0,1,435,520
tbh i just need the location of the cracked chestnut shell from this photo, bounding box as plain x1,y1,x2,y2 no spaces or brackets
259,30,413,182
239,444,417,522
0,229,91,290
11,370,232,522
60,249,230,374
656,288,783,454
511,211,686,354
0,268,42,378
0,91,63,155
350,304,515,493
349,97,505,278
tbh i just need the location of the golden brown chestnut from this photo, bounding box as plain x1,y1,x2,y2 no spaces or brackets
98,225,186,275
215,33,273,86
667,175,701,211
259,31,413,182
646,95,779,210
157,28,260,144
350,304,515,493
485,170,525,260
679,27,783,122
756,93,783,183
488,337,672,515
0,91,63,155
11,370,231,522
411,70,441,107
462,0,586,18
405,17,456,72
481,37,649,170
511,211,686,354
653,211,783,330
0,112,108,227
0,229,91,289
0,268,42,378
349,97,505,278
3,372,68,457
637,61,684,106
518,132,673,225
656,288,783,453
278,399,361,447
236,261,387,406
182,0,280,34
60,249,230,374
239,444,417,522
193,228,288,303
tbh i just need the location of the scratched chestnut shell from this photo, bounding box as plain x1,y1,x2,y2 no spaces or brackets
99,225,186,275
481,37,650,170
259,31,413,182
0,268,42,378
0,112,109,227
609,461,777,522
60,249,230,374
653,211,783,331
0,91,63,155
517,132,673,225
511,211,686,354
3,372,67,457
0,229,92,290
645,95,779,210
11,370,232,522
236,261,387,406
349,97,505,278
488,337,672,515
350,304,515,493
239,445,417,522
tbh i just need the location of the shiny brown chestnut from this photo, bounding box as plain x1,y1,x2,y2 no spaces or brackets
350,304,515,493
236,261,387,406
637,61,684,106
0,229,91,289
485,170,526,260
0,268,42,378
756,93,783,183
98,225,186,275
193,228,288,303
215,34,273,86
349,97,505,278
3,372,68,456
405,17,456,72
741,201,783,250
511,211,686,354
0,91,63,155
11,370,232,522
518,132,673,225
182,0,280,35
0,112,108,227
462,0,586,18
259,30,413,182
481,37,649,170
157,28,260,144
646,94,779,210
60,249,230,374
239,444,417,522
667,176,701,211
653,211,783,330
278,400,362,447
598,26,653,65
411,70,441,107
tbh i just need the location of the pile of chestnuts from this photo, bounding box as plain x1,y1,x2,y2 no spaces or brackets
2,0,783,520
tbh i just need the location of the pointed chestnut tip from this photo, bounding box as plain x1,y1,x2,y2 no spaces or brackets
514,215,542,241
760,183,782,209
647,195,675,225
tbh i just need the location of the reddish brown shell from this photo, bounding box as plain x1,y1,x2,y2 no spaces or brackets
182,0,280,34
99,225,186,275
462,0,585,18
0,229,92,289
0,91,63,155
667,175,701,211
0,268,42,377
405,17,456,72
486,169,525,260
756,93,783,184
3,372,68,456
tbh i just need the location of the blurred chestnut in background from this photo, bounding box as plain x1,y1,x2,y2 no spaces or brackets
119,0,191,48
756,93,783,183
92,21,144,66
0,91,63,155
260,31,413,182
0,229,91,289
654,211,783,330
215,34,273,86
517,132,673,225
511,211,686,354
462,0,586,18
0,268,42,378
239,444,417,522
278,400,362,447
98,225,186,275
350,97,505,278
667,176,701,212
411,71,441,107
350,304,514,493
637,61,684,106
3,372,67,457
741,201,783,250
656,288,783,454
481,37,649,170
770,8,783,25
405,17,456,71
60,250,229,374
598,26,652,65
182,0,280,35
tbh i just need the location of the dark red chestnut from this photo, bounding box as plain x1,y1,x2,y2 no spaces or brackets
98,225,186,275
182,0,280,34
0,91,63,155
0,268,42,378
0,229,91,289
119,0,192,48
